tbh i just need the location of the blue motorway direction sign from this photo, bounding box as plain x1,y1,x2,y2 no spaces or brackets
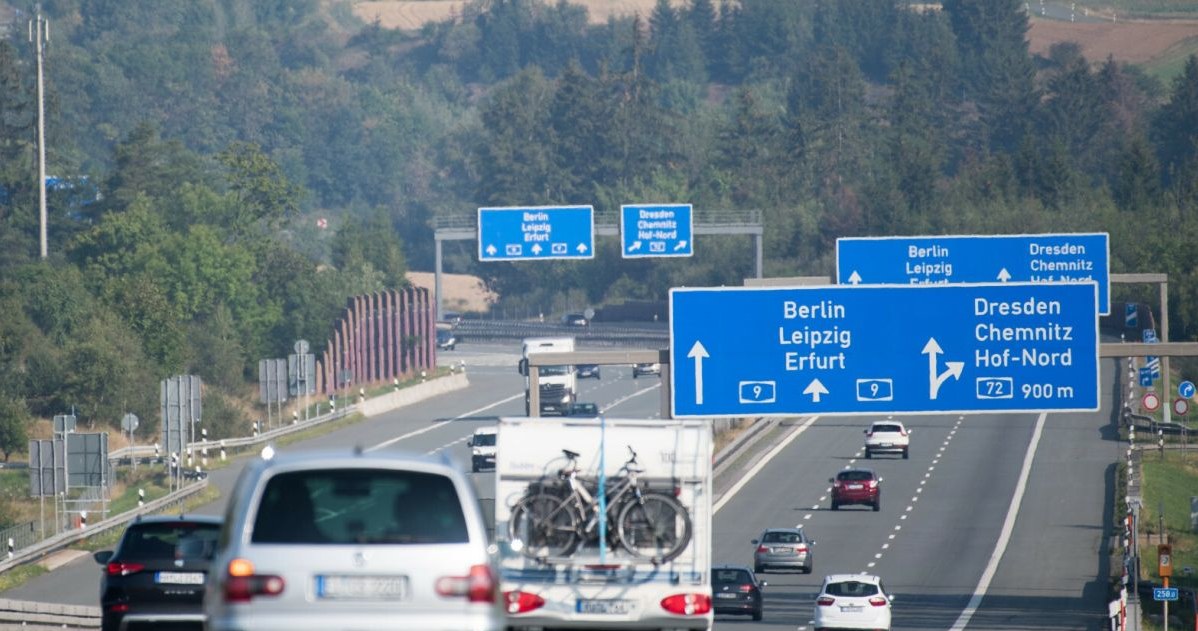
1154,587,1178,601
669,282,1099,418
478,205,594,261
621,204,693,258
836,233,1111,314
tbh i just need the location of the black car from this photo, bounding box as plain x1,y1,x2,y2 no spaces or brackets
561,313,589,327
568,402,600,416
712,565,765,621
95,514,223,631
576,364,601,379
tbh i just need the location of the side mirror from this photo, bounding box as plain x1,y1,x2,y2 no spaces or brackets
466,437,474,447
810,540,817,545
760,581,768,588
751,539,759,545
828,478,834,484
863,429,869,434
517,358,528,376
879,477,884,483
93,550,113,564
907,429,913,434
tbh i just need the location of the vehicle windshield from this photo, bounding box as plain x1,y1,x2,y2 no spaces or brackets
436,330,452,342
714,569,752,584
762,531,803,544
251,469,469,545
119,522,221,560
473,433,496,446
538,365,571,377
837,471,874,482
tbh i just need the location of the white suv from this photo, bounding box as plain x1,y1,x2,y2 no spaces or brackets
864,420,910,459
204,448,503,631
813,573,893,630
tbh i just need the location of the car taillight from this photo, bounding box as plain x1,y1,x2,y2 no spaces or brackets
796,544,808,552
106,562,145,576
504,590,546,613
660,593,711,615
223,558,284,603
816,596,835,606
869,596,888,607
900,430,907,436
756,545,769,553
436,564,496,603
869,480,878,488
738,584,753,592
105,603,130,613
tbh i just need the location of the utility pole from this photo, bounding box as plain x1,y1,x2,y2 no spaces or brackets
29,4,49,259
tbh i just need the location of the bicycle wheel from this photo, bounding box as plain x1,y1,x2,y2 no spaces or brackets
508,493,582,559
615,492,693,563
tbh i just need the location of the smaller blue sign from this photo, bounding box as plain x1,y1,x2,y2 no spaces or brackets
1144,328,1158,343
1154,587,1179,601
1180,380,1196,399
1125,303,1138,328
620,204,693,258
478,206,595,261
1140,368,1155,387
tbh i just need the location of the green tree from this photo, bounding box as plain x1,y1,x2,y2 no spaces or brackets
0,395,29,462
476,68,555,204
216,141,303,236
1152,55,1198,203
330,208,409,290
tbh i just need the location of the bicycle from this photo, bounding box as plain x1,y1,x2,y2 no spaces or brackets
508,446,692,564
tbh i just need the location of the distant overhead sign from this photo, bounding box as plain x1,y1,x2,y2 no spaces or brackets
669,282,1100,418
836,233,1111,314
478,205,594,261
620,204,693,258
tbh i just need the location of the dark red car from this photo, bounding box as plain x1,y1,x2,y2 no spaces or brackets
830,468,881,511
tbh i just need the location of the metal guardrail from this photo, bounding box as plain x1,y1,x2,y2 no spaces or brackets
0,480,209,576
0,597,100,629
453,320,667,346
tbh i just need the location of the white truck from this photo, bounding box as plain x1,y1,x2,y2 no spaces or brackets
519,336,577,416
495,417,713,631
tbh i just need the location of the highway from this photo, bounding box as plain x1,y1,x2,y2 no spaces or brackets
2,342,1121,630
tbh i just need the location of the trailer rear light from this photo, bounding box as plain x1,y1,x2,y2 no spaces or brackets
436,564,496,603
816,596,836,606
106,562,145,576
223,558,284,603
869,596,888,607
504,590,546,614
660,593,711,615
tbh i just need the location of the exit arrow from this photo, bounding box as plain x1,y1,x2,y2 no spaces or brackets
848,271,862,285
997,268,1011,282
688,341,709,405
674,240,688,251
485,244,497,256
628,241,643,252
922,338,964,400
803,379,829,402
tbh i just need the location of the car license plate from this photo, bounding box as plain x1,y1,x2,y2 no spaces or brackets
155,572,204,585
576,599,634,614
840,604,864,613
880,442,892,447
715,593,738,599
772,547,789,554
848,484,864,490
317,575,408,600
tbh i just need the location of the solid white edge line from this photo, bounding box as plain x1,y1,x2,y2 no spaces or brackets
714,416,820,514
948,412,1047,631
366,392,525,452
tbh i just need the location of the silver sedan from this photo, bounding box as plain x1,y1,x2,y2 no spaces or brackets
752,527,815,574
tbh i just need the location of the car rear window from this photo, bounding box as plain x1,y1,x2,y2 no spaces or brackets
825,581,880,597
838,470,875,482
119,522,221,560
872,424,903,433
762,531,803,544
251,469,469,545
714,569,751,583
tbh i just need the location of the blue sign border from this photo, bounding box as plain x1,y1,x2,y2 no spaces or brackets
620,203,694,259
669,282,1101,418
835,233,1111,314
477,205,595,262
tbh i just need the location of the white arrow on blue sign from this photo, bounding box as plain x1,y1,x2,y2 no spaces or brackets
477,205,595,261
620,204,693,258
1140,368,1155,387
669,282,1100,418
1180,380,1196,399
836,233,1111,314
1125,303,1138,328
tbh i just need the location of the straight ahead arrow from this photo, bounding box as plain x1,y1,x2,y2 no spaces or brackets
997,268,1011,282
485,244,497,256
848,271,862,285
803,379,829,402
688,341,709,405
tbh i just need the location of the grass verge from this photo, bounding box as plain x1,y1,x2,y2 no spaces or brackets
1137,450,1198,626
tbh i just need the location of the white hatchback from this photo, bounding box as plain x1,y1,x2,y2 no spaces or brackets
864,420,910,459
813,573,893,631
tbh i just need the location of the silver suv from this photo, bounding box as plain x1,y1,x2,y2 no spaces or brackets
204,448,502,631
